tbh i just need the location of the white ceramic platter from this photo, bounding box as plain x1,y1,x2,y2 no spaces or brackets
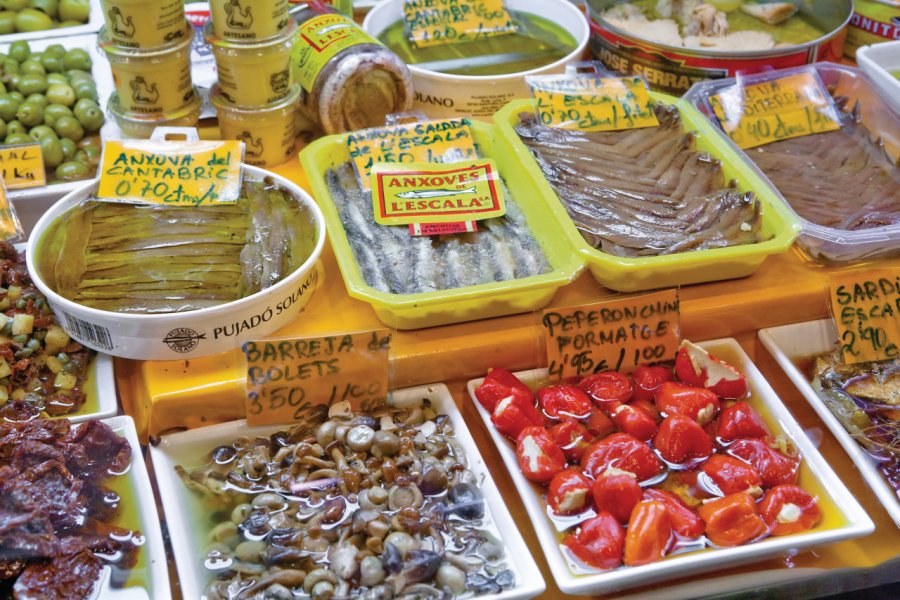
0,0,103,43
759,319,900,528
467,338,874,596
150,382,546,600
0,32,115,211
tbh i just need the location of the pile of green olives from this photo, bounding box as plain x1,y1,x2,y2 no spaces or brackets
0,0,90,34
0,41,103,182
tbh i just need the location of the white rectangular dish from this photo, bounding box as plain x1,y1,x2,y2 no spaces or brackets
857,41,900,114
0,32,115,207
760,319,900,528
64,351,117,422
467,338,874,596
0,0,103,43
150,382,546,600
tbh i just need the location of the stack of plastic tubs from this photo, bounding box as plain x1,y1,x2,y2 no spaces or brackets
98,0,200,137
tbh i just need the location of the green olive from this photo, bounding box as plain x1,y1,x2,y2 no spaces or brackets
44,44,65,58
4,132,32,145
72,82,96,102
3,58,20,76
7,91,23,103
45,102,72,121
5,120,25,136
14,8,53,33
4,74,20,91
45,83,74,107
20,59,44,76
25,93,47,109
3,0,30,11
42,113,55,127
53,114,82,141
58,136,75,159
55,160,88,180
0,94,16,122
74,104,102,131
7,41,30,64
30,0,58,19
0,81,5,95
40,54,64,74
72,148,85,163
28,124,55,141
15,101,43,127
76,134,98,150
64,68,91,82
57,0,88,22
81,142,99,165
46,73,67,86
62,49,91,72
39,135,63,168
0,11,15,34
17,73,47,96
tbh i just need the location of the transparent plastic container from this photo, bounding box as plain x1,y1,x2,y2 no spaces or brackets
100,0,186,48
299,120,585,330
493,95,800,292
685,63,900,264
209,0,290,41
107,89,201,138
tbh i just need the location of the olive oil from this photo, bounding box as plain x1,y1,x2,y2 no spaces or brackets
379,11,577,76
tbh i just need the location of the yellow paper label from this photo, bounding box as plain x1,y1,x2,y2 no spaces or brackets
348,118,478,190
243,330,392,427
371,160,505,225
533,76,660,132
0,182,21,242
542,289,682,379
292,13,381,92
404,0,517,48
97,140,244,206
0,143,46,190
830,268,900,365
710,72,842,150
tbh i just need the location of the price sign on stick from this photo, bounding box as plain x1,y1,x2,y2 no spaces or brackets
243,329,392,426
829,268,900,365
0,143,46,189
542,289,682,380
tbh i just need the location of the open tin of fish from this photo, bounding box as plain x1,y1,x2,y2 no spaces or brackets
585,0,852,95
684,62,900,263
25,132,327,360
492,94,799,292
299,119,585,330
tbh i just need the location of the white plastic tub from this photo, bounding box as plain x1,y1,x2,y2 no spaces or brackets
856,41,900,113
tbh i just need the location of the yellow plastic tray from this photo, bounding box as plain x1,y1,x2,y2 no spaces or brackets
492,95,801,292
299,121,585,330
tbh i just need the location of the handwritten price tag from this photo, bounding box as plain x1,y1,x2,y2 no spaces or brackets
243,330,392,427
542,289,681,380
830,268,900,365
531,75,660,132
404,0,516,48
348,118,478,190
709,71,841,150
0,143,46,189
97,140,243,206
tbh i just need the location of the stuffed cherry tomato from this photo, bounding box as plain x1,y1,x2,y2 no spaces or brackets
717,401,770,442
548,468,593,516
579,371,634,412
581,432,664,482
698,492,767,547
475,367,533,412
610,402,658,441
516,426,566,484
675,340,748,399
632,365,674,403
538,384,594,421
654,415,713,465
549,421,592,462
728,438,800,488
702,454,763,497
654,382,720,425
643,488,705,539
491,393,543,440
563,512,624,570
759,484,821,536
624,500,672,566
591,468,642,524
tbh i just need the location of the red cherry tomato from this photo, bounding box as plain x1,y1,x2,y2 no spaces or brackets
585,410,615,439
516,426,566,484
474,367,533,412
591,468,642,524
702,454,763,497
654,382,720,425
759,484,821,536
548,421,593,462
563,512,624,570
610,403,658,441
643,488,705,539
538,384,594,421
490,392,543,440
630,398,661,423
717,401,771,442
579,371,634,412
581,432,664,482
632,365,674,403
548,468,593,515
624,500,672,566
728,438,800,488
675,341,749,399
653,415,713,465
698,492,767,547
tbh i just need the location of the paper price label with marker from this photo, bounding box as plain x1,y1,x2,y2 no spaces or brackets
542,289,681,380
530,75,660,132
0,143,46,190
830,268,900,365
404,0,517,48
243,329,392,427
97,140,244,207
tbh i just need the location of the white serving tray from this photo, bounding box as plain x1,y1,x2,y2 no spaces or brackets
467,338,874,596
150,383,546,600
857,41,900,114
760,319,900,528
0,0,103,43
82,415,170,599
0,32,116,206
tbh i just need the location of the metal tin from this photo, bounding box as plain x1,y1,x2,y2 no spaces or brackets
586,0,853,95
844,0,900,59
